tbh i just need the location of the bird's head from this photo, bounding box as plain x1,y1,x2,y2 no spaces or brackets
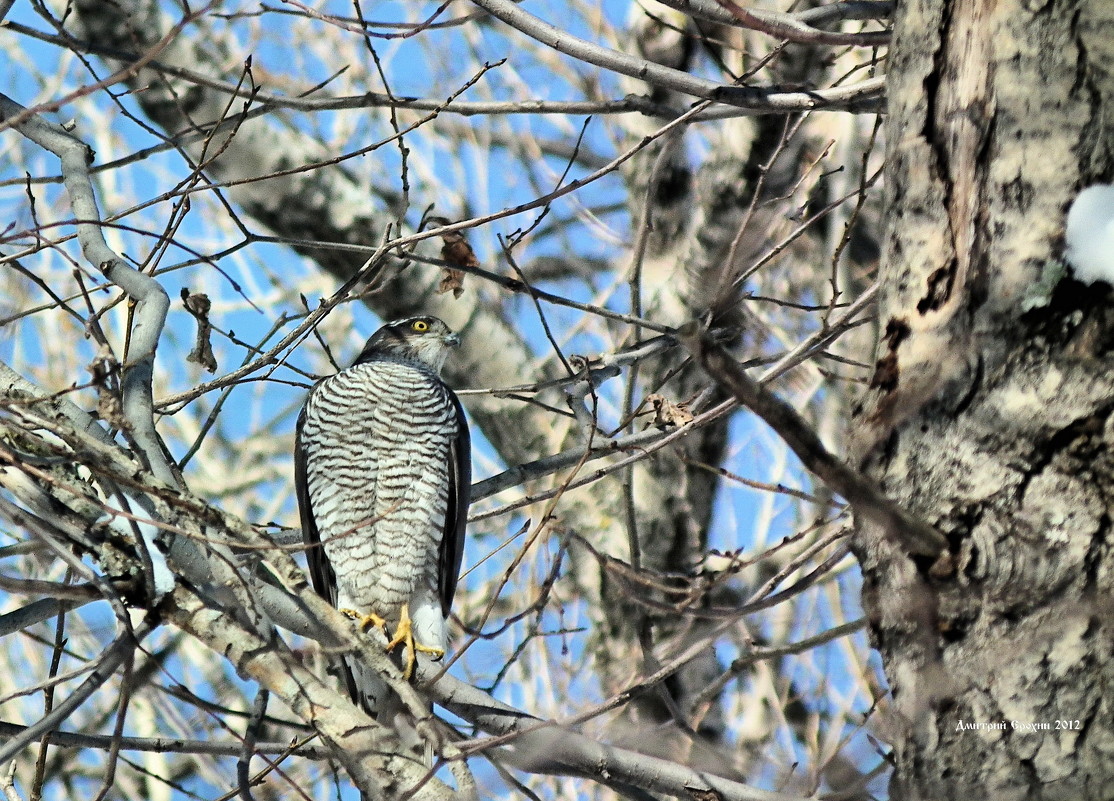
353,316,461,373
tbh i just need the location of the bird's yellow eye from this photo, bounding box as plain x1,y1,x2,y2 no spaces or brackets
411,319,430,332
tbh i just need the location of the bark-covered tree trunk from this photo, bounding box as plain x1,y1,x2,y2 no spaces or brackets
853,0,1114,797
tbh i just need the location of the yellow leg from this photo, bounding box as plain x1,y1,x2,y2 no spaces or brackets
384,606,445,680
340,608,388,637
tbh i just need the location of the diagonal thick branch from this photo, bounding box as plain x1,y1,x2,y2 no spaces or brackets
679,319,947,557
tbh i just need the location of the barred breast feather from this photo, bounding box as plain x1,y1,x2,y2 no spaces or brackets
295,316,470,720
299,359,458,616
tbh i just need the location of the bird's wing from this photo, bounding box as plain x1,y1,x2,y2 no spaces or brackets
295,400,338,607
296,384,375,712
438,391,471,616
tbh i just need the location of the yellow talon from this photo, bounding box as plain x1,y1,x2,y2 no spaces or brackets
340,608,388,637
384,607,445,680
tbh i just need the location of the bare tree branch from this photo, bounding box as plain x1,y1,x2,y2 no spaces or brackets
662,0,892,45
0,2,895,796
679,320,945,557
471,0,885,112
0,722,328,760
0,95,175,488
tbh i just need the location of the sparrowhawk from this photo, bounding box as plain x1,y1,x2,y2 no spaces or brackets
295,316,470,713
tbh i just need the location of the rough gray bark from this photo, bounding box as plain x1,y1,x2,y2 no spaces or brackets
852,0,1114,797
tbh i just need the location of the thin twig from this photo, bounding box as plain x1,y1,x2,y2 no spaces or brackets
471,0,885,112
679,321,946,557
237,688,269,801
0,94,177,488
707,0,890,45
1,761,22,801
0,625,148,765
0,722,328,759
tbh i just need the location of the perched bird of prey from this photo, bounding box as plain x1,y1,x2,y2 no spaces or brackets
295,316,470,714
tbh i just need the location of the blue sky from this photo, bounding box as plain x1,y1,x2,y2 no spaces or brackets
0,2,885,797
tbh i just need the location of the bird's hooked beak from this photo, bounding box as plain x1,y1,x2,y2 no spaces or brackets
444,332,461,349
